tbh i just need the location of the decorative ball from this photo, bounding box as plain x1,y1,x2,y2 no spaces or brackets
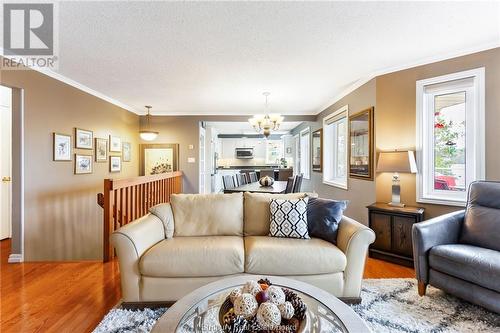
233,293,259,319
259,176,275,187
255,290,269,304
278,301,295,320
267,285,286,305
256,302,282,330
242,280,262,296
229,287,243,304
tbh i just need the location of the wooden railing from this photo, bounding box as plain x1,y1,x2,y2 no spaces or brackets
100,171,183,262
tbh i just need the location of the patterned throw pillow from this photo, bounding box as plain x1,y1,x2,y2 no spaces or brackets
269,198,310,239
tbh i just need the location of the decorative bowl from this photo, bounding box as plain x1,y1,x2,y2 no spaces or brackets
259,176,275,187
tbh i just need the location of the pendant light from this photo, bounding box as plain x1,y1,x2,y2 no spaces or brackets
139,105,159,141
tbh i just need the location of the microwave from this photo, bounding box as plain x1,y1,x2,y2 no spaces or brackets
235,148,254,159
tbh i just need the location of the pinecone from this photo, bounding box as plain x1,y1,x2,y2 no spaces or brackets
290,298,307,321
246,316,263,333
282,288,298,302
227,315,248,333
257,278,272,286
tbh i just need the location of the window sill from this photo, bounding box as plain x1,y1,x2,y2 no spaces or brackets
416,197,466,207
323,179,348,190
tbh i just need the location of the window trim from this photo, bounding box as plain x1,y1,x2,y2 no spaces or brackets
299,127,311,180
416,68,485,206
322,105,349,190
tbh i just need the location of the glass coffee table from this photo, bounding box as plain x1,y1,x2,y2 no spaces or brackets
152,276,370,333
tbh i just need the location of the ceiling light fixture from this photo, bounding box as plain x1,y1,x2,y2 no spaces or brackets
139,105,159,141
248,92,284,138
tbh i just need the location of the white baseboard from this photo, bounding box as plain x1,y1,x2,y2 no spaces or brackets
8,253,23,263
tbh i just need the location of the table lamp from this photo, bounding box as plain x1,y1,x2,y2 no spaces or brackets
376,151,417,207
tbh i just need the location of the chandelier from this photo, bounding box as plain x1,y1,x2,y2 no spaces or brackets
139,105,159,141
248,92,284,138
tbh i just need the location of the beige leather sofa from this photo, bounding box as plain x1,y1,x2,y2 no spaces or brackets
111,192,375,303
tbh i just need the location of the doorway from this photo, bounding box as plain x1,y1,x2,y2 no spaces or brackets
1,85,12,240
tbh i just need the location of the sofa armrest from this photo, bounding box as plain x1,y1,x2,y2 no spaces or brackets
110,214,165,302
412,210,464,283
337,216,376,298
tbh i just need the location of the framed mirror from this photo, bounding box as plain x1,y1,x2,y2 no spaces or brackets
349,107,374,180
312,129,322,172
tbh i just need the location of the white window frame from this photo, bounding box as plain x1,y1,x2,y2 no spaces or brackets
323,105,349,189
416,68,485,206
299,127,310,180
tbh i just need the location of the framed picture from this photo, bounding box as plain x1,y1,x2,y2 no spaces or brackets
122,142,131,162
74,154,93,174
75,128,93,149
109,135,122,152
95,138,108,162
53,133,71,161
312,129,323,172
110,156,121,172
349,107,374,180
140,144,179,176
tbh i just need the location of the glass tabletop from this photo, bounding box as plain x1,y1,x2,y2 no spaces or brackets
175,283,348,333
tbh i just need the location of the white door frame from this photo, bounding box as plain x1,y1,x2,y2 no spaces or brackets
5,86,24,263
0,86,12,240
199,125,206,194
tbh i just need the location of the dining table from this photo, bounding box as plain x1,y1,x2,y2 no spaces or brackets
223,180,288,194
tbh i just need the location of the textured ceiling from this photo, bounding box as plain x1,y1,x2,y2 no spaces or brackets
54,1,500,115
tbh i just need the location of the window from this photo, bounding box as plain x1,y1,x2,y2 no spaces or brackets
299,128,310,179
416,68,485,206
323,105,348,189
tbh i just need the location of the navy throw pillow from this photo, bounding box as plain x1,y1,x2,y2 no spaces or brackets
307,197,348,244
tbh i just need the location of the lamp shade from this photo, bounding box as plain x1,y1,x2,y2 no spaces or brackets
376,151,417,173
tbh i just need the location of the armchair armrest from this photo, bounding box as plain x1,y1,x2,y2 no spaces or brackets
337,216,376,298
412,210,464,284
110,214,165,302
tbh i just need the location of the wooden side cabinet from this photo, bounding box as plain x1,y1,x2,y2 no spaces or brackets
367,203,424,267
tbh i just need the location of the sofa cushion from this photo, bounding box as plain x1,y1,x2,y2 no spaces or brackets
307,198,348,245
429,244,500,293
149,203,174,238
460,182,500,251
244,192,308,236
140,236,244,277
244,236,346,275
269,198,310,239
171,193,243,236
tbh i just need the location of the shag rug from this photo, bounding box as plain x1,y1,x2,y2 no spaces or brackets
93,279,500,333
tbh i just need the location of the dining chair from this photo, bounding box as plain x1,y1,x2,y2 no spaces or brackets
259,169,275,179
248,172,258,183
285,177,295,194
222,175,236,190
292,174,303,193
278,169,293,181
236,173,247,186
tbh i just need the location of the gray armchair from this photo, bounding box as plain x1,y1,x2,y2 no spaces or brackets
412,181,500,314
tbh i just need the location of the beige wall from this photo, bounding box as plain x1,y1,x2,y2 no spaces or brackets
291,79,377,225
1,69,140,261
375,47,500,218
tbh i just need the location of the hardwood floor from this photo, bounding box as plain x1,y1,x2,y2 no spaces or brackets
0,239,414,333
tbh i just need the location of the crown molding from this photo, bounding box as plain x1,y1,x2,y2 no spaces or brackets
1,50,140,114
4,43,499,117
314,42,500,116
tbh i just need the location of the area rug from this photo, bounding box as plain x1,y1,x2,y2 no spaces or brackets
93,278,500,333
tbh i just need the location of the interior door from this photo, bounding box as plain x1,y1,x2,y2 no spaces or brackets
199,126,206,194
0,85,12,240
